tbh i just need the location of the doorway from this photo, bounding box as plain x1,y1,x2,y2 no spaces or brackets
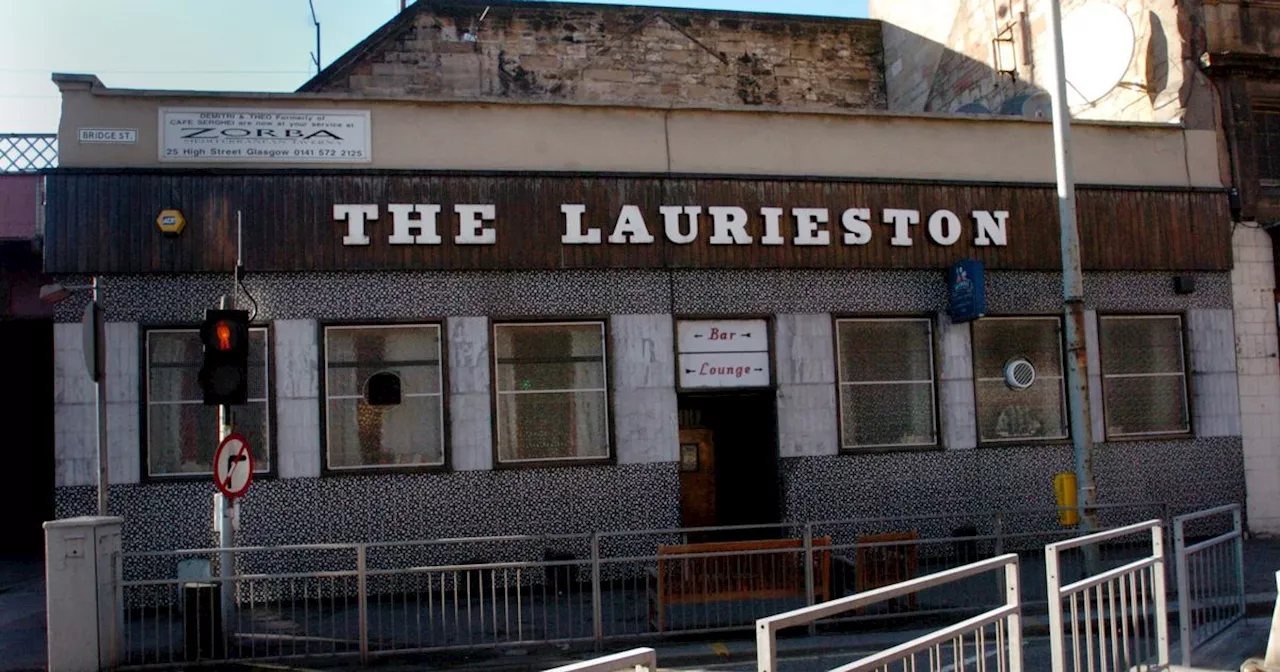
676,391,780,534
0,319,55,557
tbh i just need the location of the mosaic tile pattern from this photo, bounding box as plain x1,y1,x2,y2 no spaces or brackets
51,269,1231,323
781,436,1246,537
56,463,681,564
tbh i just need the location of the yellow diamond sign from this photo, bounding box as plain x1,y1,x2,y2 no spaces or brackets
156,209,186,236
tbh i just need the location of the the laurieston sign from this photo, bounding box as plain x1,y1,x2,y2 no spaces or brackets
332,203,1011,248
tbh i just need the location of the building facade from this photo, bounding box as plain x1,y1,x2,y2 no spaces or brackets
872,0,1280,535
47,58,1243,554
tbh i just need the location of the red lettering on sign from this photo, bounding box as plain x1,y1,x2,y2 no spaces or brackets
708,327,736,341
696,362,752,378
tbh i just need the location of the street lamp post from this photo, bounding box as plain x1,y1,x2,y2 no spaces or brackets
1044,0,1100,553
41,276,108,516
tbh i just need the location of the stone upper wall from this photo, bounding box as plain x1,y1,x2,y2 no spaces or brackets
1201,0,1280,57
870,0,1211,128
301,1,885,110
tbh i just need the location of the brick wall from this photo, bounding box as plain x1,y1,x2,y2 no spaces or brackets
1231,224,1280,535
870,0,1206,126
304,2,886,110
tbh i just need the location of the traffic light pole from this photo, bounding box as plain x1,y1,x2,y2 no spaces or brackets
217,295,236,634
91,277,109,517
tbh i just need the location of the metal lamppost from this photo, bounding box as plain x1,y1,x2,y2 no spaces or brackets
1044,0,1100,551
41,276,108,516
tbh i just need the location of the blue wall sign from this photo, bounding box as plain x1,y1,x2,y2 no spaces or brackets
948,259,986,323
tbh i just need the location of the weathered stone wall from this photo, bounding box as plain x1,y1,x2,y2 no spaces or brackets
870,0,1211,128
304,2,885,110
1201,0,1280,57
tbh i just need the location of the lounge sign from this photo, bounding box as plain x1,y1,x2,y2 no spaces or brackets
677,319,771,389
333,203,1010,248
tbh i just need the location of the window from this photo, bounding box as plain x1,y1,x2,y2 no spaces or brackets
145,328,270,476
493,321,610,463
1254,108,1280,184
323,324,445,470
835,318,938,449
1099,315,1189,438
973,317,1068,443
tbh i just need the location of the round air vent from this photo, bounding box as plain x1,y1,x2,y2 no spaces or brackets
1003,358,1037,390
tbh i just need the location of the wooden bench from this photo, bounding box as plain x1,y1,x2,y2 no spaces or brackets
853,531,919,611
647,537,832,632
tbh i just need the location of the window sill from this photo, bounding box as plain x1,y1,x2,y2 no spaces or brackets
494,456,615,470
838,444,944,456
1103,432,1194,443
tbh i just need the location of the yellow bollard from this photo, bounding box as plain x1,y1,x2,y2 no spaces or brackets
1053,472,1079,526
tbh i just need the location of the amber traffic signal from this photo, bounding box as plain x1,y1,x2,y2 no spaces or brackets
199,309,250,405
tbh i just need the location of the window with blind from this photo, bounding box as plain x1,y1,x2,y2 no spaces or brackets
145,328,270,476
835,318,938,450
972,317,1069,443
493,322,610,463
323,324,445,470
1099,315,1190,438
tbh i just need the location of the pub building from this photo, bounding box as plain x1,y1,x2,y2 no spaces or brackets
43,6,1246,554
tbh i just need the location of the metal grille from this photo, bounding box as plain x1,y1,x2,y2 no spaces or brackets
1099,315,1189,438
835,318,938,449
0,134,57,172
973,317,1068,442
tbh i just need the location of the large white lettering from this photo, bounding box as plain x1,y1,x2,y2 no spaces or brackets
608,205,655,244
661,205,701,245
708,206,752,245
793,208,830,246
387,204,442,245
927,209,962,246
335,204,377,246
332,202,1013,250
884,208,920,247
560,204,600,244
760,207,786,246
455,204,496,245
841,208,872,245
973,210,1009,246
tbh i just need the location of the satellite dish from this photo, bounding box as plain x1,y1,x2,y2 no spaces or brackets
955,102,991,115
1059,1,1135,105
999,93,1053,119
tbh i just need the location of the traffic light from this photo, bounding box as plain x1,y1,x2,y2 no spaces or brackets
199,309,250,405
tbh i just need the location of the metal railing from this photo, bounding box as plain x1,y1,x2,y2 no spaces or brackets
1045,520,1169,672
114,503,1172,668
543,647,657,672
0,134,56,172
1173,503,1245,666
755,554,1023,672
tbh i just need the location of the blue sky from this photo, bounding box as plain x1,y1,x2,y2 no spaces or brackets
0,0,869,133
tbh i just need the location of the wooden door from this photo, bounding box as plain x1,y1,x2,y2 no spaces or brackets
678,428,716,528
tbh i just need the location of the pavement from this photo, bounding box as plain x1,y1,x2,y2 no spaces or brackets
0,555,46,672
5,540,1280,672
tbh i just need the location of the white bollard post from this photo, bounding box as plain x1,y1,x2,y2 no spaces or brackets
1265,571,1280,667
44,516,124,672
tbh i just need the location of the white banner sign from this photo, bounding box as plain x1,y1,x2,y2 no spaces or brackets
677,319,768,353
159,108,371,163
78,128,137,144
679,352,771,389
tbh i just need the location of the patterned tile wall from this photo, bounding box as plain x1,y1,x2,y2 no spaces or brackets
50,267,1243,554
782,436,1246,538
51,269,1231,323
55,436,1246,558
57,463,681,560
